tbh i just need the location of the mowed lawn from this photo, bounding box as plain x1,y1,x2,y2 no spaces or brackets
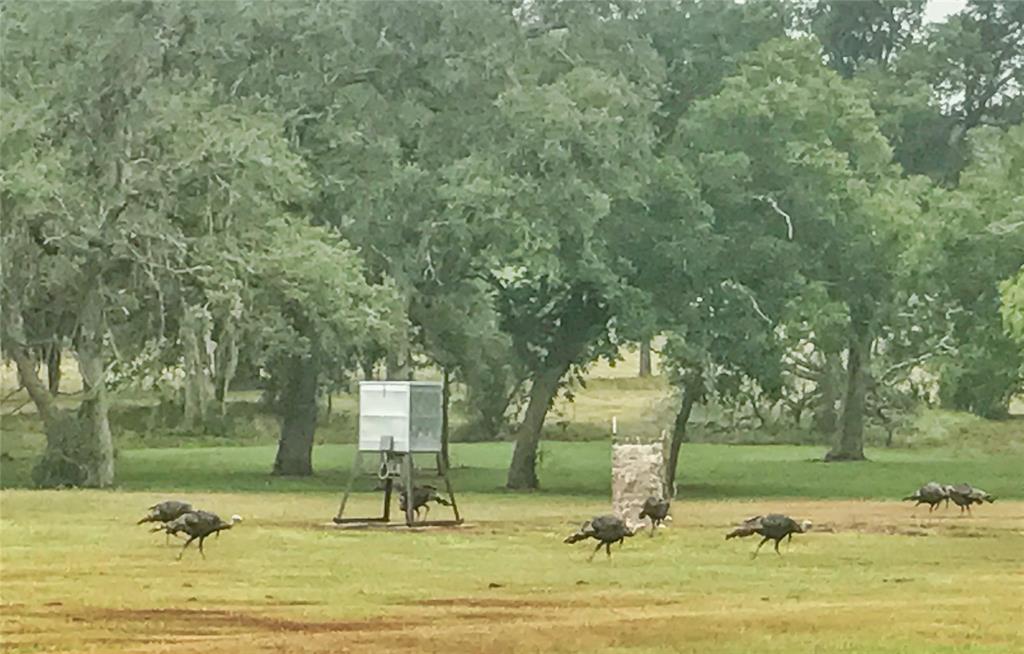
3,438,1024,653
2,489,1023,654
3,440,1024,499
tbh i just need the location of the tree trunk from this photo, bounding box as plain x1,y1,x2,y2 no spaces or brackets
506,362,569,490
441,368,451,469
75,329,115,487
666,367,702,495
181,306,214,430
386,343,413,380
506,290,606,489
386,352,411,380
15,363,84,488
45,344,61,395
748,392,769,429
12,296,115,488
272,355,319,476
386,301,412,381
8,343,58,429
827,320,871,461
639,339,652,377
813,351,840,439
212,319,238,416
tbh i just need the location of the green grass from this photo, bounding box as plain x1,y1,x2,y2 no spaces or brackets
4,358,1024,652
2,490,1023,654
2,440,1022,499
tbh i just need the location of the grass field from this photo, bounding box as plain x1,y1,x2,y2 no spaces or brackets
2,440,1023,499
3,442,1024,653
2,490,1023,654
3,354,1024,652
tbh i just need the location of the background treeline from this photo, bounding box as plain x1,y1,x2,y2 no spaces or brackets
2,0,1022,490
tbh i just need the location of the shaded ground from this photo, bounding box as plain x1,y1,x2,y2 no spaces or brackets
2,492,1022,653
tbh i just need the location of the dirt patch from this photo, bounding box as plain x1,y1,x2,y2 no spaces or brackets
816,520,932,536
452,610,537,621
884,526,931,537
943,524,1000,538
62,606,421,635
220,597,323,607
409,597,562,609
321,522,474,532
403,595,678,612
947,530,991,538
821,518,1006,538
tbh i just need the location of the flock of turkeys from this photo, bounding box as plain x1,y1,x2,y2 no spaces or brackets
564,481,997,561
136,481,996,561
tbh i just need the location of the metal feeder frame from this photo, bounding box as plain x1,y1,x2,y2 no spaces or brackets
333,443,462,527
333,381,462,527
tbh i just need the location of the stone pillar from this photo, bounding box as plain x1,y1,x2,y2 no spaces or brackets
611,435,668,529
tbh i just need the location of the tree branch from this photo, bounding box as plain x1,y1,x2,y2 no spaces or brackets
755,195,794,240
524,22,568,39
880,334,956,382
721,280,773,324
0,384,25,403
5,342,56,422
3,398,33,417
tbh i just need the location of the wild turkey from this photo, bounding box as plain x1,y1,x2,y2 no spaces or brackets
638,496,671,536
152,511,242,559
725,514,812,558
137,500,194,544
398,484,452,520
564,514,638,561
902,482,950,512
946,483,995,514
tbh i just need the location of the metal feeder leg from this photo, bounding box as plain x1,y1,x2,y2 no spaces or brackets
335,450,364,521
382,475,393,522
437,453,462,523
402,454,416,527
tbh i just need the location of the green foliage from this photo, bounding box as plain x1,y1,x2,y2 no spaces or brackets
3,0,1023,485
1002,267,1024,344
680,37,912,302
928,125,1024,417
806,0,926,78
0,0,396,481
670,36,959,459
1,1,314,361
913,2,1024,133
414,282,522,439
866,1,1024,181
247,218,399,375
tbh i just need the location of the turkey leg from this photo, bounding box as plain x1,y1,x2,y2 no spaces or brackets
178,536,197,560
752,537,770,559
